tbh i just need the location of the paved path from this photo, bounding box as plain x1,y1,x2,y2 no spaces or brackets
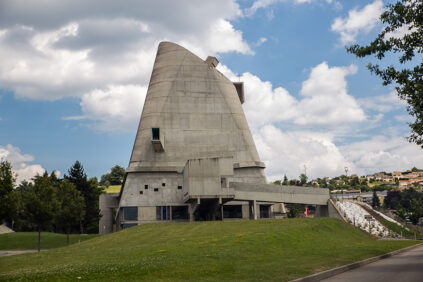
322,244,423,282
0,250,38,257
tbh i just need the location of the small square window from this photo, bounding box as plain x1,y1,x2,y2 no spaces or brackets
144,185,148,189
139,191,143,195
162,183,165,187
178,186,182,190
154,188,159,192
152,128,160,140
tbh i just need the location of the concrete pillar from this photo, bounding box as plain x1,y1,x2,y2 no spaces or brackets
220,205,224,221
188,203,198,222
249,200,257,220
253,200,257,220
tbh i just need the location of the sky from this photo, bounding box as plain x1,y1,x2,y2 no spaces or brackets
0,0,422,183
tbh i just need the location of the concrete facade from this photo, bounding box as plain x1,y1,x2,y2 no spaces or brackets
100,42,330,233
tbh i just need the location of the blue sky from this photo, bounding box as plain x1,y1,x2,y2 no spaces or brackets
0,0,421,183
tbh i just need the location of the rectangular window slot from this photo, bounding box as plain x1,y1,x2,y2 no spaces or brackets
144,185,148,189
162,183,165,187
151,127,164,152
233,82,245,104
177,186,182,190
154,188,159,192
139,191,143,195
152,128,160,140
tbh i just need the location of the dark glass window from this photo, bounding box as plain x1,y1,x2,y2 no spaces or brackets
260,205,270,218
152,128,160,140
139,191,143,195
145,185,148,189
162,206,167,220
171,206,189,220
156,206,162,220
154,188,159,192
177,186,182,190
223,205,242,219
162,183,165,187
123,207,138,221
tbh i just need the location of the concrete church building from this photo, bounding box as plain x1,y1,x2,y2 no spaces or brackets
100,42,332,234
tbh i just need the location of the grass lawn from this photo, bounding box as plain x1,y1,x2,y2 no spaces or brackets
104,185,121,193
0,218,419,281
0,232,99,250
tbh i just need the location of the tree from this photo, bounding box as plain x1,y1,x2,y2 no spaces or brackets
282,174,289,185
65,161,103,233
25,173,58,252
372,190,381,209
100,165,125,186
350,177,359,187
287,204,304,218
299,173,308,186
0,160,17,224
384,190,402,209
13,180,34,231
347,0,423,147
409,198,423,225
55,180,85,244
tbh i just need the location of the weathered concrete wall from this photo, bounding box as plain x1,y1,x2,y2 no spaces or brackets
328,199,347,221
139,206,156,222
99,193,119,234
230,182,330,206
183,157,235,202
127,42,265,178
120,172,184,207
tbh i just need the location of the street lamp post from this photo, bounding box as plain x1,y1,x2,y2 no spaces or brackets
343,166,349,201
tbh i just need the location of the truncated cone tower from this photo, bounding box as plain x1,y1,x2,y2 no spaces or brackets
101,42,330,232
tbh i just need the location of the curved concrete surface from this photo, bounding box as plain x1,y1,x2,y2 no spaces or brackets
321,243,423,282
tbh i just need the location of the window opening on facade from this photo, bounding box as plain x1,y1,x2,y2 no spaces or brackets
139,191,143,195
162,206,167,220
152,128,160,140
162,183,165,187
145,185,148,189
123,207,138,221
171,206,189,220
177,186,182,190
260,205,270,218
154,188,159,192
223,205,242,219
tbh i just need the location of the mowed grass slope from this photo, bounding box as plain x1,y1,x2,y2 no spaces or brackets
0,232,99,250
0,218,419,281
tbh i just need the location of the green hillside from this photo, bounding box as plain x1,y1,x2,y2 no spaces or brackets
0,218,418,281
104,185,121,193
0,232,99,250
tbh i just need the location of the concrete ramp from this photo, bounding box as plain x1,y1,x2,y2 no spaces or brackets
230,182,330,205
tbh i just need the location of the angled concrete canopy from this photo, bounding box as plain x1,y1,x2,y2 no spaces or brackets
99,42,330,233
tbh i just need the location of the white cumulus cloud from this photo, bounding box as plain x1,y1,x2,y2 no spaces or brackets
0,0,251,102
218,61,365,130
64,84,147,131
254,125,353,180
0,144,45,184
331,0,384,45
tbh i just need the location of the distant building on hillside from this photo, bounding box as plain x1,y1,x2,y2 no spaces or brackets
392,171,402,179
